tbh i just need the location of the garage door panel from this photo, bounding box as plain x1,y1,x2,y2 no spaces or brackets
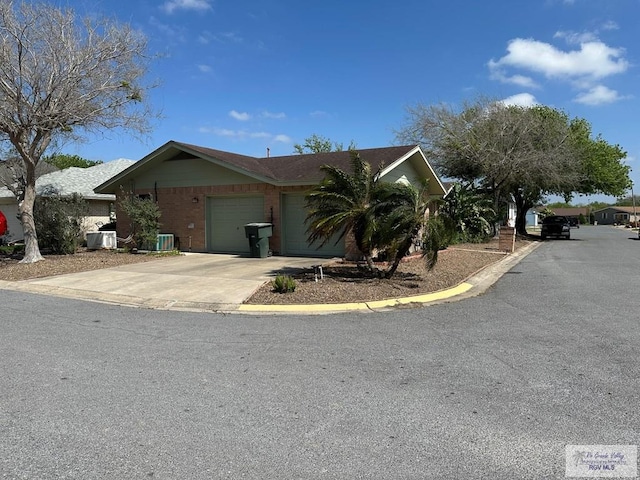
207,196,264,253
282,193,344,257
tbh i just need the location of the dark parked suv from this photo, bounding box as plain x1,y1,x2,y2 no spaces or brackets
541,215,571,240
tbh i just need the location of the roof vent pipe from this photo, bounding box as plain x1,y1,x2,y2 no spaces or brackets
266,147,270,158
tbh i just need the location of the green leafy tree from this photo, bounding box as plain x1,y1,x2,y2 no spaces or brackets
570,118,630,198
293,134,356,154
119,193,161,250
537,207,555,222
43,154,103,170
0,1,157,263
396,98,630,236
34,191,88,254
614,195,640,207
546,201,572,209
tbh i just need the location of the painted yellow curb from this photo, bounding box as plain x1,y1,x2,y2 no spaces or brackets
237,281,474,313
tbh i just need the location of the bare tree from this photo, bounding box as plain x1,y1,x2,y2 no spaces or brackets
395,98,626,235
0,1,157,262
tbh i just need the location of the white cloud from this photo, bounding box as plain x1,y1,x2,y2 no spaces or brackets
197,64,212,73
262,111,286,119
161,0,213,14
490,38,628,81
574,85,626,105
309,110,330,118
199,127,280,141
500,93,539,107
489,36,630,107
553,30,597,45
489,68,540,88
216,32,243,43
149,16,186,42
273,134,292,143
198,32,212,44
229,110,251,121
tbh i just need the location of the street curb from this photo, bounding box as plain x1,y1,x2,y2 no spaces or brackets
0,241,541,315
232,240,542,315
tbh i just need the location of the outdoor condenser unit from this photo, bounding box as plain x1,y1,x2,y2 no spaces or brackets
155,234,174,251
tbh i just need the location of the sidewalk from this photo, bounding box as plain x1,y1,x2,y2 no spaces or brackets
0,243,540,315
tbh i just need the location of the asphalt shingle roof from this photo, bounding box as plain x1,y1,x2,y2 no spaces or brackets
0,159,134,200
176,142,418,183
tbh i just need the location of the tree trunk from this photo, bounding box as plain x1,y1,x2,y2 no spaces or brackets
515,207,528,236
383,238,415,279
18,164,44,264
513,193,533,236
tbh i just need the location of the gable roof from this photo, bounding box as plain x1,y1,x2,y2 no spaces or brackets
593,205,639,214
0,159,135,201
544,207,590,217
94,141,447,196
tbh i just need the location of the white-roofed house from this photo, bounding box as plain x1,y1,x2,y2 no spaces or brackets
0,159,134,243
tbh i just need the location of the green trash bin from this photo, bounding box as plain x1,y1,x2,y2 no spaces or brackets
244,223,273,258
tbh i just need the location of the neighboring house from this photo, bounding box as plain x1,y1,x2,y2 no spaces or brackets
593,206,640,225
547,207,590,223
0,159,134,243
527,206,590,227
94,141,447,257
525,208,539,228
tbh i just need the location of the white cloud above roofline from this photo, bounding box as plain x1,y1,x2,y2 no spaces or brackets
573,85,630,106
161,0,213,15
199,127,291,144
229,110,251,121
488,33,630,108
500,93,539,107
490,37,628,80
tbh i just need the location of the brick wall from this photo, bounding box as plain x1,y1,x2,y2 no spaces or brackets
114,184,311,253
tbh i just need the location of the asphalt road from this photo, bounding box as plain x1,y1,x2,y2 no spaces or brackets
1,226,639,479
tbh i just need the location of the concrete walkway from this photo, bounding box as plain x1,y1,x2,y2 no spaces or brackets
0,243,539,314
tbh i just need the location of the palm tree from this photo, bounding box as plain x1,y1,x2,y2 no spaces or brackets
305,151,379,271
306,152,445,278
440,183,495,242
372,181,437,278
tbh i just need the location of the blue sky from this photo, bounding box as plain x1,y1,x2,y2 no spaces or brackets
57,0,639,202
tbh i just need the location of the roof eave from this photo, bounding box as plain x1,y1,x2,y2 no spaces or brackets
94,141,279,194
378,145,447,196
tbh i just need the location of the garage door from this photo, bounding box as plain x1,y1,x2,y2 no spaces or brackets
281,193,344,257
207,196,265,253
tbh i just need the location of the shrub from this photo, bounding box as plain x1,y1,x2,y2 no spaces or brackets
34,192,88,254
272,274,297,293
119,191,161,250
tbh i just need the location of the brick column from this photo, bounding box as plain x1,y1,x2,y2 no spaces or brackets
499,226,515,253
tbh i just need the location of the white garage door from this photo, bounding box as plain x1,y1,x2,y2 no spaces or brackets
207,196,265,253
281,193,344,257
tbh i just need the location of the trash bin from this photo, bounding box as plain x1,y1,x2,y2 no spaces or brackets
244,222,273,258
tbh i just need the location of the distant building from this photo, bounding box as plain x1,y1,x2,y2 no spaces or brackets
593,206,639,225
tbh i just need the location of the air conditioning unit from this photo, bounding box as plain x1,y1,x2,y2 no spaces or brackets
155,234,174,251
86,231,117,250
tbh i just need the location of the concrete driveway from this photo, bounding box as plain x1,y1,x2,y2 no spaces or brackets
12,253,328,310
